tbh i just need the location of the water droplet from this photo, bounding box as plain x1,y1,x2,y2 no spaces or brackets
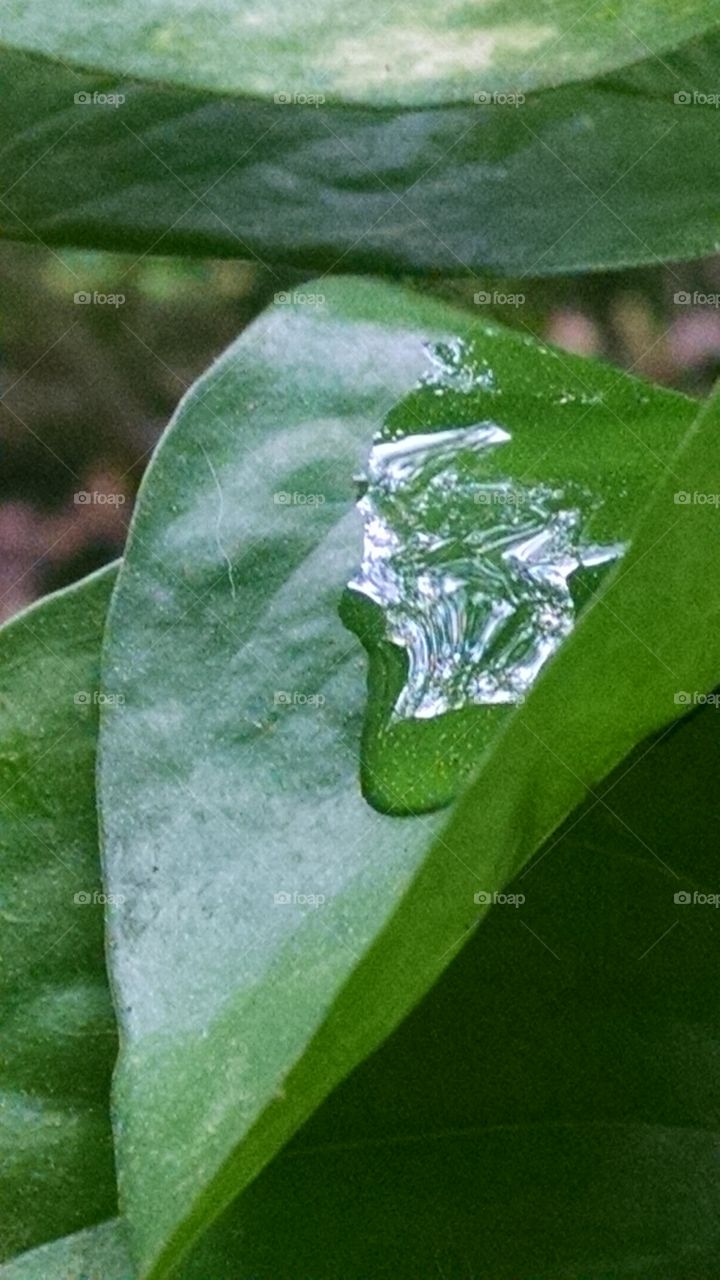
423,338,497,395
348,417,624,722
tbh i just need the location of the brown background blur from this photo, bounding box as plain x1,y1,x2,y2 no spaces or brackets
2,241,720,623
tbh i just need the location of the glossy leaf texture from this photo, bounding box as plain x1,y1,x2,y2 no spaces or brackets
10,697,720,1278
156,699,720,1278
0,1221,130,1280
0,567,118,1260
2,32,720,275
2,0,718,105
97,278,720,1279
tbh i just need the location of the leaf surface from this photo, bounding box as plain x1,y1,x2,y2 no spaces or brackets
0,1221,129,1280
183,703,720,1278
2,35,720,274
15,676,720,1279
3,0,718,105
0,567,118,1259
98,279,720,1277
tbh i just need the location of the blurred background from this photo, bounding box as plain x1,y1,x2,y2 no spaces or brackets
2,240,720,622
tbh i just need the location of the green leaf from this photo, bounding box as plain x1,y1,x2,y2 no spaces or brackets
10,708,720,1278
2,33,720,274
21,645,720,1280
2,0,717,105
0,1221,130,1280
97,278,720,1278
183,702,720,1278
0,567,118,1260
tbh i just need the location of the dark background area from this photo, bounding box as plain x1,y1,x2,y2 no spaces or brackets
2,239,720,622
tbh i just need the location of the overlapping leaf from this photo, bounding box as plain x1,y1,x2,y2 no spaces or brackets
3,0,718,104
0,567,118,1260
97,278,720,1277
154,702,720,1278
1,31,720,274
8,609,720,1279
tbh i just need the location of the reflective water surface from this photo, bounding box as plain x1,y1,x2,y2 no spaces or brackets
349,377,625,721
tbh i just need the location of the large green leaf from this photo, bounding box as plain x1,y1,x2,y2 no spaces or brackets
2,33,720,274
14,684,720,1278
3,0,717,105
0,567,118,1260
97,278,720,1278
179,702,720,1278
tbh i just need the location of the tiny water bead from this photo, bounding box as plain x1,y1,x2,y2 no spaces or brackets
347,418,625,722
423,337,497,397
